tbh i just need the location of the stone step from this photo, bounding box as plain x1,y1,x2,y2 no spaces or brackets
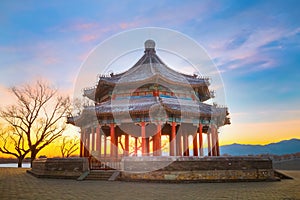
84,170,115,181
274,170,293,179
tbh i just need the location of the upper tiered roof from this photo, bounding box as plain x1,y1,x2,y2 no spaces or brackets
84,40,212,102
99,40,209,86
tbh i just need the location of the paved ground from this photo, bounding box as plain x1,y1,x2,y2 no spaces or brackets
0,168,299,200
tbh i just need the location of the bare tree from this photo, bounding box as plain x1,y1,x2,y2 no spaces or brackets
60,136,79,158
72,98,83,116
118,136,144,156
117,136,169,156
0,81,71,166
0,125,30,167
70,97,94,116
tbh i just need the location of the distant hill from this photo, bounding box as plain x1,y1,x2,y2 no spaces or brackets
220,138,300,156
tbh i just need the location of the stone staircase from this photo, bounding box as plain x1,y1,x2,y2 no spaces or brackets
84,170,117,181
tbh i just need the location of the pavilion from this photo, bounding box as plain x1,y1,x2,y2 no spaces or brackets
68,40,230,168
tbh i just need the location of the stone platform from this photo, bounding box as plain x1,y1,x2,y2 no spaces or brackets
28,157,89,179
28,156,276,182
120,156,276,182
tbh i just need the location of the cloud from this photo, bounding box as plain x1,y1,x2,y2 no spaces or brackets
225,31,252,50
73,22,99,31
80,34,98,42
119,22,140,30
207,26,300,72
44,57,60,65
51,21,100,33
286,26,300,37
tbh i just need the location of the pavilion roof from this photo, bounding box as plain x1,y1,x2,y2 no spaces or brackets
95,96,227,118
98,40,209,86
84,40,211,101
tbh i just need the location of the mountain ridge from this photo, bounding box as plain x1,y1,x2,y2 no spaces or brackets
220,138,300,156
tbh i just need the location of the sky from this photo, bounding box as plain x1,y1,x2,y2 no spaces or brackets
0,0,300,152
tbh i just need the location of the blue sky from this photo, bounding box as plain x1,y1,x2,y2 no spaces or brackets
0,0,299,144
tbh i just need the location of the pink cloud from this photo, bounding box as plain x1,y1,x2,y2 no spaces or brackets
77,21,140,44
74,23,98,31
44,57,59,65
207,26,300,72
52,22,99,33
119,22,139,30
80,34,98,42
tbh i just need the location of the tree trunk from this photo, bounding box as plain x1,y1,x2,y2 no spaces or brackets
30,151,38,168
17,158,22,168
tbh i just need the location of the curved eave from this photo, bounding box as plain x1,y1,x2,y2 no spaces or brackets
67,106,97,127
99,74,209,88
97,75,209,93
94,81,116,102
83,88,96,101
94,97,229,120
94,76,212,103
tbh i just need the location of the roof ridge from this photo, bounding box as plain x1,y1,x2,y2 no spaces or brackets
117,53,148,78
149,53,155,75
99,40,209,86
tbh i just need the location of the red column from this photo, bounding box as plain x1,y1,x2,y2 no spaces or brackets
216,130,220,156
141,122,146,156
198,124,203,156
86,128,90,157
156,122,162,156
96,125,101,156
125,134,129,156
116,136,119,158
211,125,217,156
215,127,218,156
170,122,176,156
91,127,95,152
110,123,116,158
168,134,172,156
207,133,212,156
193,133,198,156
146,138,150,155
80,128,84,157
211,128,215,156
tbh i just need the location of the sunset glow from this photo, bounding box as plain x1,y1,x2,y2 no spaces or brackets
1,1,300,158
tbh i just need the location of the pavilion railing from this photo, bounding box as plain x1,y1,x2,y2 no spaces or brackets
89,156,122,170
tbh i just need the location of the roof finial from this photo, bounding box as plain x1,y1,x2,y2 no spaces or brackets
144,39,155,51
